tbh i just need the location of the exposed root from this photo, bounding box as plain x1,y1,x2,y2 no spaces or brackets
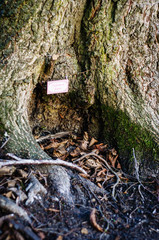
48,166,74,205
78,175,108,196
0,214,14,227
2,153,87,175
0,195,31,223
25,174,47,205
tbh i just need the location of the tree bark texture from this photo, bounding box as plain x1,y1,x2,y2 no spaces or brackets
0,0,159,169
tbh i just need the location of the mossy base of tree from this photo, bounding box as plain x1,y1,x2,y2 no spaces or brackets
99,105,159,175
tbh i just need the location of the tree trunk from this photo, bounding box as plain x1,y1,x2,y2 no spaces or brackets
0,0,159,174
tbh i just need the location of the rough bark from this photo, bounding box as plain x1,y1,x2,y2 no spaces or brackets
0,0,87,158
0,0,159,173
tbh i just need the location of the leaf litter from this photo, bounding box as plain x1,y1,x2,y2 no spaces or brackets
0,131,158,240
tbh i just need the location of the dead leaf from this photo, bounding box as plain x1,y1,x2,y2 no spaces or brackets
96,177,105,182
44,141,60,150
90,208,103,232
81,228,88,235
80,140,88,150
0,166,16,177
39,143,44,150
53,149,67,158
56,146,67,155
86,159,101,168
70,147,81,157
38,232,45,240
89,137,98,147
117,162,121,169
18,169,28,178
97,182,102,188
79,173,89,179
111,148,118,156
56,236,63,240
4,191,12,198
7,180,16,188
83,131,89,141
108,153,118,168
106,174,115,180
97,169,107,176
95,143,108,152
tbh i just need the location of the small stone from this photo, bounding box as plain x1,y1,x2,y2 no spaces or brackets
81,228,88,235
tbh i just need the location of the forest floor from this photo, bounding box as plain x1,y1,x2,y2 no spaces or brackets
0,132,159,240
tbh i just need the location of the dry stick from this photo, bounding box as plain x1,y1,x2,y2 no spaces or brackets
0,153,87,175
36,131,71,142
74,152,120,198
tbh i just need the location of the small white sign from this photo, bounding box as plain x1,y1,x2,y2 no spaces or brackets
47,79,69,94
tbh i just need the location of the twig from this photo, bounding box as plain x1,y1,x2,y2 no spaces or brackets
36,131,71,142
138,184,144,201
74,152,120,198
0,153,87,175
98,205,114,231
0,136,10,149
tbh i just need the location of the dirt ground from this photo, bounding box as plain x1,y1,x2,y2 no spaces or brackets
0,132,159,240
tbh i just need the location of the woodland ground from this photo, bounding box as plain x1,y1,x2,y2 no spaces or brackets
0,132,158,240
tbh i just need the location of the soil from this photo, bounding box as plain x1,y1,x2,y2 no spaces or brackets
0,133,158,240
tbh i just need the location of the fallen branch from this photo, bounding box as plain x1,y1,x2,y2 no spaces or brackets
74,152,120,198
0,153,87,175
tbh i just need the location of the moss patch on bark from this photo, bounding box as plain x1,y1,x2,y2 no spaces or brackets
99,104,159,172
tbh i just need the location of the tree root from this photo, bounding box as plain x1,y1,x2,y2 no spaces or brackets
0,195,31,223
75,152,120,198
48,166,74,205
25,174,47,205
1,153,87,175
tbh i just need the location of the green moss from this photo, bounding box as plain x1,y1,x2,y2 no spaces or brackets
99,104,159,170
